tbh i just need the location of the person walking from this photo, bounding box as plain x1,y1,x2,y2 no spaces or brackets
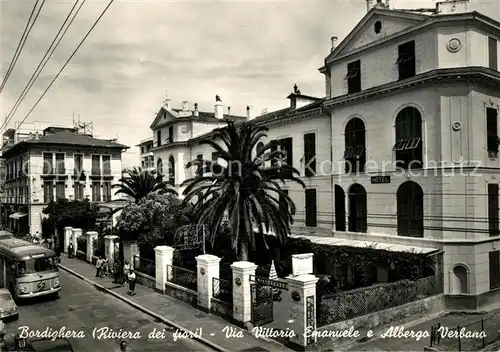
95,257,103,278
68,243,74,258
116,340,128,351
122,261,130,287
127,269,136,296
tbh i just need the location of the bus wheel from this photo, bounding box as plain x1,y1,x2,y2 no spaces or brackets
50,292,59,300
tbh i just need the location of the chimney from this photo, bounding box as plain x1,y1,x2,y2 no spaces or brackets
227,106,231,117
331,36,338,52
214,95,224,119
367,0,374,11
193,103,199,117
246,106,254,120
182,101,189,111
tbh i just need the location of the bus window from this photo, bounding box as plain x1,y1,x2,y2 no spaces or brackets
17,257,57,275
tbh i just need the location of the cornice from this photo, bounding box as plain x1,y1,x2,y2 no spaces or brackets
150,141,189,152
323,67,500,110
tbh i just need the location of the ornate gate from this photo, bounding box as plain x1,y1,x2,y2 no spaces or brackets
250,275,288,326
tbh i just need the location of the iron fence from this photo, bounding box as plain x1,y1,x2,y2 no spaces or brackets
75,250,86,262
134,255,156,277
212,277,233,304
317,274,443,327
166,264,197,291
77,237,87,254
430,316,500,351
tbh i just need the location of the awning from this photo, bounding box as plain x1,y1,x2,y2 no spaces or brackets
9,212,27,220
290,235,439,255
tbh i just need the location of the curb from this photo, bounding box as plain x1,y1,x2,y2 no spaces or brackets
58,264,230,352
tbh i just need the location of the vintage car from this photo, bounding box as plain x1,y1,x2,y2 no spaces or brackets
0,288,18,321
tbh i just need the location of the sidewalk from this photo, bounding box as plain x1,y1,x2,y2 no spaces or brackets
59,256,292,352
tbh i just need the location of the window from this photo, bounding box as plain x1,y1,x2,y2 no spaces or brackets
335,185,346,231
55,182,65,199
168,156,175,185
303,133,316,177
74,182,84,200
141,160,145,169
397,41,416,80
54,153,64,174
91,155,100,175
102,155,111,175
279,189,289,215
273,137,293,176
92,182,101,202
211,152,222,175
156,158,163,181
196,154,203,177
103,182,112,202
168,126,174,143
374,21,382,34
157,130,162,146
43,153,53,174
344,118,366,173
74,154,83,174
489,251,500,290
43,181,53,203
489,37,498,70
397,181,424,237
270,141,278,167
305,189,317,227
141,147,144,154
348,184,367,233
393,107,423,169
489,184,499,237
346,60,361,94
487,108,499,153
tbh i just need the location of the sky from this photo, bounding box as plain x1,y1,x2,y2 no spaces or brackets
0,0,436,167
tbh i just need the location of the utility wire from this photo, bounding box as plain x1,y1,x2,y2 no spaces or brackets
1,0,84,133
0,0,46,93
16,0,115,131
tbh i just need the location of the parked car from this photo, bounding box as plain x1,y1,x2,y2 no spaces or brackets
1,337,74,351
0,289,18,321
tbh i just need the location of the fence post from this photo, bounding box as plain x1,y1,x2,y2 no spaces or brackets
154,246,174,293
195,254,221,313
286,274,319,349
63,227,73,254
71,228,82,256
104,235,118,264
85,231,98,263
481,320,485,348
231,261,257,327
457,325,461,351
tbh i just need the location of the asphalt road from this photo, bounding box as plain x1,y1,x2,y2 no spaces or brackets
3,271,214,352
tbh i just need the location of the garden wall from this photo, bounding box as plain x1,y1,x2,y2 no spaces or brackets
136,272,155,289
164,282,197,307
210,298,232,319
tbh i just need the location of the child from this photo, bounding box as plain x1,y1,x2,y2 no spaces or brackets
127,269,136,296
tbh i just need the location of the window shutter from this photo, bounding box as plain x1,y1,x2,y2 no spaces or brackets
489,251,500,289
488,184,499,237
489,37,498,70
305,189,317,227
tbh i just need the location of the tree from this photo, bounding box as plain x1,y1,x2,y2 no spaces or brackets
116,193,192,247
43,198,100,234
112,167,177,204
181,120,305,261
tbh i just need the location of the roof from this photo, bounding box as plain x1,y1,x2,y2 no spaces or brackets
2,130,129,156
150,106,246,129
0,237,56,259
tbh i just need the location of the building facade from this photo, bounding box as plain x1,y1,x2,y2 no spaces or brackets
137,137,155,172
319,0,500,308
1,126,129,235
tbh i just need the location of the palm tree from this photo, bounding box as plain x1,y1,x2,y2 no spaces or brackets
113,167,177,203
182,120,305,261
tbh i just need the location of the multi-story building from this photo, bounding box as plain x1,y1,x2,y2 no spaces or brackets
137,137,155,172
319,0,500,308
0,126,129,235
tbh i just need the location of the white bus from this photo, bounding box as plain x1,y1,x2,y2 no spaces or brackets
0,235,60,299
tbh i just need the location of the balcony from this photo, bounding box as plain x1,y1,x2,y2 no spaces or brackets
90,168,101,180
1,196,28,204
42,165,68,179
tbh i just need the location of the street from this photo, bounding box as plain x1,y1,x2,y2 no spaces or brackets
4,271,213,351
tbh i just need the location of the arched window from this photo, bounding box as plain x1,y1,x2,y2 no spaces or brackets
157,158,163,181
393,107,423,169
451,264,469,294
397,181,424,237
335,185,346,231
256,142,264,156
344,118,366,173
348,184,367,233
168,156,175,185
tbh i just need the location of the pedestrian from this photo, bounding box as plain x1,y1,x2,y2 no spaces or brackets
68,243,74,258
96,257,103,277
101,258,109,276
117,340,128,351
113,259,122,284
122,261,130,286
127,269,136,296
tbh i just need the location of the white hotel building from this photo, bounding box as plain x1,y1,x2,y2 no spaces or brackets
141,0,500,309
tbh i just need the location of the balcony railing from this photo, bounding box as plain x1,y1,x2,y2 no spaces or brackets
91,168,101,176
103,168,111,175
1,196,28,203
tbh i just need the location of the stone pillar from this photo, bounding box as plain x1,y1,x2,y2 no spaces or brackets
71,228,82,256
85,231,98,263
63,227,73,254
155,246,174,293
196,254,221,312
286,274,319,348
104,235,118,263
123,241,139,266
231,261,257,325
